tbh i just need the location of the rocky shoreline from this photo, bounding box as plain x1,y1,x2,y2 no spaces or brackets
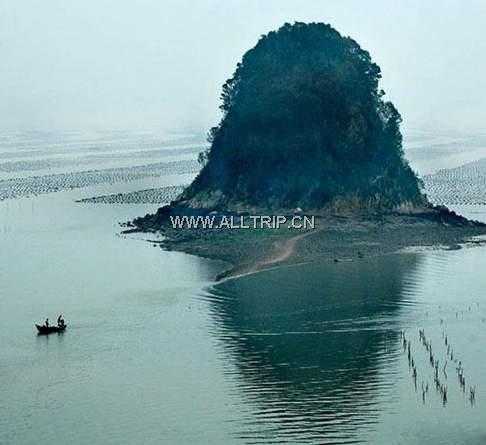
129,204,486,281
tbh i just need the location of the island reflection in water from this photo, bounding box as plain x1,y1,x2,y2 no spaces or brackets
204,254,422,443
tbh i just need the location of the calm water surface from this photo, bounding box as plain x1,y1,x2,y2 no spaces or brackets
1,130,486,444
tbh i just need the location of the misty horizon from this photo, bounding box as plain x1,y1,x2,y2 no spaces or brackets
2,0,486,134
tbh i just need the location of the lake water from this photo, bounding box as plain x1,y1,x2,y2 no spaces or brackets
1,130,486,444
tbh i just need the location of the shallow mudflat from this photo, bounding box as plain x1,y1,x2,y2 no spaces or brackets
3,129,486,444
0,160,198,201
77,185,185,204
135,209,486,280
424,158,486,205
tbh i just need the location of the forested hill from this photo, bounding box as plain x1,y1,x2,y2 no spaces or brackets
178,22,425,210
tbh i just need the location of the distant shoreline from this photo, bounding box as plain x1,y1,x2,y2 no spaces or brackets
130,205,486,281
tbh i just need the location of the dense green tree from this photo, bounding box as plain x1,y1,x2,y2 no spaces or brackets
183,22,424,209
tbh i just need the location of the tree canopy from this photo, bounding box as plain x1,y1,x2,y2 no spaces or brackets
181,22,424,209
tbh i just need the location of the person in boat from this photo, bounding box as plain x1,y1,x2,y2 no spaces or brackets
57,314,65,328
44,318,49,328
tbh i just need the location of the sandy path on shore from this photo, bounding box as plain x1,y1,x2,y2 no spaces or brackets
259,229,318,267
217,229,319,282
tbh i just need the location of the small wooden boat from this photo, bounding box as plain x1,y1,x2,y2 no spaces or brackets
35,324,67,335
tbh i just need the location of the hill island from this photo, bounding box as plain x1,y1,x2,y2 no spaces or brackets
133,22,486,279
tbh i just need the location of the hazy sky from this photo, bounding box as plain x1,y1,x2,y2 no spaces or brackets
2,0,486,133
